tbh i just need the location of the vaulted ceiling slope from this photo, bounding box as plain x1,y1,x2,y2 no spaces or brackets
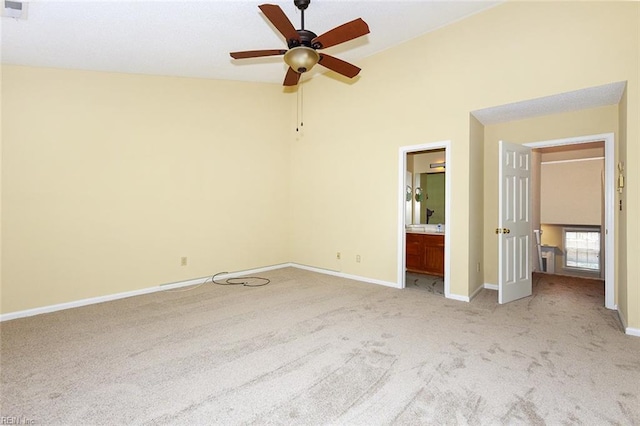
1,1,501,84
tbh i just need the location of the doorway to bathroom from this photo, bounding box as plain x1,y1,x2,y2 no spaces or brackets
397,141,451,298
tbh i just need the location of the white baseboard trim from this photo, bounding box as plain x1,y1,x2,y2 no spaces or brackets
617,307,627,330
1,262,518,322
291,263,476,301
0,263,293,322
0,281,186,322
484,283,498,290
448,284,485,303
626,327,640,337
444,293,471,303
617,307,640,337
469,284,484,301
290,263,400,289
445,293,469,302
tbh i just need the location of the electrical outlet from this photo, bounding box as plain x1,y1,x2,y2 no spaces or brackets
356,255,361,263
336,252,341,260
477,262,481,272
181,257,188,266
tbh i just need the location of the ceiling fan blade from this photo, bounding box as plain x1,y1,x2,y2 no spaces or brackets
230,49,287,59
318,54,361,78
259,4,301,43
283,67,301,86
312,18,369,49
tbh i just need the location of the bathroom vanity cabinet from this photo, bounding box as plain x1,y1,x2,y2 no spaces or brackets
406,233,445,276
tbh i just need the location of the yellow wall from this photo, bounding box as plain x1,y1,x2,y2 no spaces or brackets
483,105,618,285
1,66,291,313
469,115,485,295
617,87,629,326
541,147,604,162
412,151,445,174
289,2,637,320
0,65,3,310
2,2,639,330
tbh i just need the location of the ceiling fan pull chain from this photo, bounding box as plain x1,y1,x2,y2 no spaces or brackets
296,75,304,132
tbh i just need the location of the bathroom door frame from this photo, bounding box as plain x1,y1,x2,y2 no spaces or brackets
397,141,451,298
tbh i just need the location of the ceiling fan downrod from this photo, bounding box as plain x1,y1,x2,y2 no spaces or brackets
294,0,310,30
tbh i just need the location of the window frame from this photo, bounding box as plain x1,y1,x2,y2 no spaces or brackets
562,227,601,272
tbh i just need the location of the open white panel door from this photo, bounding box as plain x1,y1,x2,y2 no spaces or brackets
499,141,532,304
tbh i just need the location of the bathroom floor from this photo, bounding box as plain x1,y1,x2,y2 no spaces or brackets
406,271,444,296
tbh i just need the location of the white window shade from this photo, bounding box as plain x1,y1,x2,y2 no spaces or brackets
540,159,603,225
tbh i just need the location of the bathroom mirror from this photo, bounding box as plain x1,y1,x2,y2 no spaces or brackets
406,149,446,225
419,172,445,224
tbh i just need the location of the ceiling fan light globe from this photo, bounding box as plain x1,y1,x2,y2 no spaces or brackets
284,46,319,74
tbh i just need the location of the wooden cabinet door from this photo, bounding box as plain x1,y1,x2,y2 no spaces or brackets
406,233,444,276
406,233,424,272
424,244,444,276
423,234,444,276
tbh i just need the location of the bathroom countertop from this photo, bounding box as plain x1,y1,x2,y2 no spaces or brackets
406,229,445,235
406,224,445,235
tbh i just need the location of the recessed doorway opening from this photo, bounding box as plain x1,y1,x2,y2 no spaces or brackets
397,141,451,298
525,133,615,310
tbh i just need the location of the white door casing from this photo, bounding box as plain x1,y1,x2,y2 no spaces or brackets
499,141,532,304
398,141,451,298
524,133,615,310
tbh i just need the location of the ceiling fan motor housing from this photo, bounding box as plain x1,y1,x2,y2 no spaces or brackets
287,29,319,49
285,29,321,73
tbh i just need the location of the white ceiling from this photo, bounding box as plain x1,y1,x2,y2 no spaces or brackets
1,1,502,84
2,1,625,122
472,81,626,125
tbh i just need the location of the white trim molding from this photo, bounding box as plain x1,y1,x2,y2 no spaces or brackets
4,261,632,335
469,284,485,301
398,140,452,299
1,263,402,322
0,280,204,322
626,328,640,338
447,293,471,303
0,263,292,322
618,308,640,337
291,263,399,288
6,259,479,321
524,133,615,310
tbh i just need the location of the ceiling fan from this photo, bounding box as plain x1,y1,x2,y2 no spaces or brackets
230,0,370,86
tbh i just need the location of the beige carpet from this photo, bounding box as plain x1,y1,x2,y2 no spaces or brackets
1,268,639,425
406,272,444,295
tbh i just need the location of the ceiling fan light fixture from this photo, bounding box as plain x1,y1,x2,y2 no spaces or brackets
229,2,369,85
284,46,319,73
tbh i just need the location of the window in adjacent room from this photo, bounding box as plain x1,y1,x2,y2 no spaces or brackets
563,228,600,271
